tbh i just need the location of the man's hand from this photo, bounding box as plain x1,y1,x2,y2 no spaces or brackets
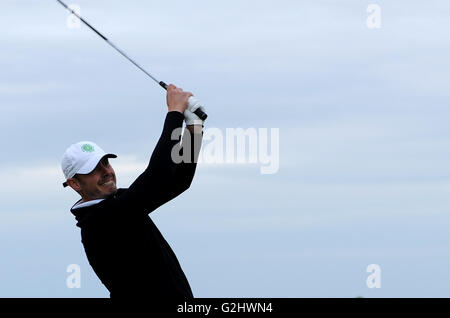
184,97,206,127
166,84,193,114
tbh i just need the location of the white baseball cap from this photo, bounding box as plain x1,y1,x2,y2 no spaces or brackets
61,141,117,188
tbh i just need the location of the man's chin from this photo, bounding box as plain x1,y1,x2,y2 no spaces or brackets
105,186,118,196
98,186,117,199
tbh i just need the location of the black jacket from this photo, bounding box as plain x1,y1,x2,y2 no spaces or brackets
70,112,202,299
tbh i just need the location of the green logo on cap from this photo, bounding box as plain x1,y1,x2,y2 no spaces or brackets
81,144,95,153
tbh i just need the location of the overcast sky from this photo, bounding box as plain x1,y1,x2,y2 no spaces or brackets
1,0,450,297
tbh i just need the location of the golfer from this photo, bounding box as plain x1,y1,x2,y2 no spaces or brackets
61,85,204,299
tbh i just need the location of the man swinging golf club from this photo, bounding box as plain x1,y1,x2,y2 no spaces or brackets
61,85,205,299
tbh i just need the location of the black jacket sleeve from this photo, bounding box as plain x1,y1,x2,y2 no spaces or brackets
112,111,203,214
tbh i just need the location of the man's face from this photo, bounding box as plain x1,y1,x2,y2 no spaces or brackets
70,157,117,202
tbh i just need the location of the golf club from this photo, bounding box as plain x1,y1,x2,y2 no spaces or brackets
56,0,208,121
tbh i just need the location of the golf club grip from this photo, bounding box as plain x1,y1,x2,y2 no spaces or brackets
193,108,208,121
160,81,208,121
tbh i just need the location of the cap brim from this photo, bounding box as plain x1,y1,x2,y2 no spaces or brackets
77,153,117,175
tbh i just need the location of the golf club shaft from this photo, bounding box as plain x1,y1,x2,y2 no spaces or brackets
56,0,208,121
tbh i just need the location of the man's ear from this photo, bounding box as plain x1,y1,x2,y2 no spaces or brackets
66,178,82,192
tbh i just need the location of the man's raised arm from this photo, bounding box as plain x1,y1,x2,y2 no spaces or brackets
112,84,204,213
